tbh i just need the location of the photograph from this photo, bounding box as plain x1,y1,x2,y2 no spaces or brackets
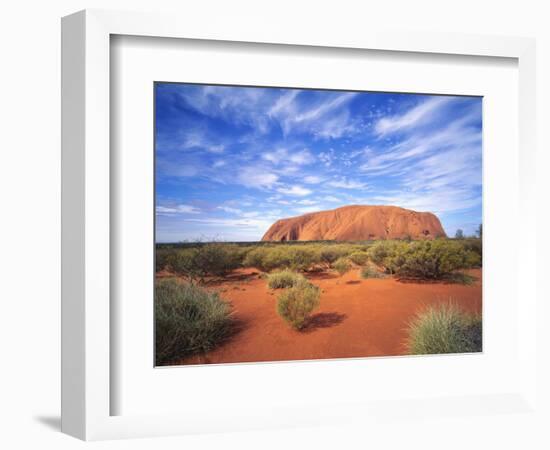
154,82,483,366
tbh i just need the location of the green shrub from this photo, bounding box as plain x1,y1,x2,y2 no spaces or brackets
169,244,243,281
286,247,320,271
407,303,482,354
333,257,351,276
155,279,234,365
277,281,321,330
391,240,478,279
243,245,320,272
156,248,176,272
367,240,407,269
360,264,384,279
243,247,270,271
267,270,306,289
317,245,355,266
170,248,202,280
349,251,369,266
193,243,243,276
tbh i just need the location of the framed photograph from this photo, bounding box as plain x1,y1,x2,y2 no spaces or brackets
62,9,537,441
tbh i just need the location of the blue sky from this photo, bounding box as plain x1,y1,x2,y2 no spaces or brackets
155,83,482,243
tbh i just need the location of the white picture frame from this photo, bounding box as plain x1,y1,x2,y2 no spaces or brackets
61,9,537,441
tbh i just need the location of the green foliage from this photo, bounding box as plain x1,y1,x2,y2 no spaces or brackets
348,251,369,266
455,229,464,239
155,248,175,272
407,303,482,354
459,238,482,264
157,238,482,281
389,240,479,279
193,243,243,276
169,244,243,281
267,270,306,289
367,241,407,268
155,279,234,365
277,281,320,330
243,245,321,272
317,245,356,266
366,240,481,279
333,257,351,276
360,264,385,279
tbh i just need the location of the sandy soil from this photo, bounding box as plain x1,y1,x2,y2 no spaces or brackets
171,267,482,365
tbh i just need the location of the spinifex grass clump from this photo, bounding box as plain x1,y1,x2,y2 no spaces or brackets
360,263,385,279
407,302,482,355
155,278,235,365
277,281,321,330
267,270,307,289
333,257,351,276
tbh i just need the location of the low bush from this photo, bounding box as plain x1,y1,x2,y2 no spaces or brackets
243,245,320,272
333,257,351,276
349,251,369,266
193,243,243,276
267,270,306,289
317,245,356,267
389,240,480,279
155,248,176,272
360,264,385,279
277,281,321,330
407,303,482,354
367,240,407,269
155,278,235,365
169,244,243,281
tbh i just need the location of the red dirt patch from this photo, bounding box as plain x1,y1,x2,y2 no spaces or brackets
172,267,482,365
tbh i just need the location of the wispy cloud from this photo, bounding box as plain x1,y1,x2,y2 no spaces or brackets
238,167,279,189
276,185,312,196
156,204,201,215
328,178,368,189
374,96,452,135
262,148,315,165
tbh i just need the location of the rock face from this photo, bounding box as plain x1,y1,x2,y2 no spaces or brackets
261,205,447,241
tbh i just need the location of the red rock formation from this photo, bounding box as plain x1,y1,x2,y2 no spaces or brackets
261,205,446,241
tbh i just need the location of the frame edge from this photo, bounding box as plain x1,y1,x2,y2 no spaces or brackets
61,10,87,441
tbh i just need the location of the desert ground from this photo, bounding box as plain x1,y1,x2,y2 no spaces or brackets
158,265,482,365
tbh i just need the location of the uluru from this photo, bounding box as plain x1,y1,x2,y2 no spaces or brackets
261,205,447,241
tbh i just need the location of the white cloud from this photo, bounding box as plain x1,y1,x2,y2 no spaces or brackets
217,206,242,214
328,178,368,189
269,90,300,116
319,149,335,167
303,175,324,184
182,131,225,153
374,96,452,135
156,204,201,215
269,91,358,139
323,196,341,202
276,185,312,196
262,148,314,166
296,199,318,205
238,167,279,189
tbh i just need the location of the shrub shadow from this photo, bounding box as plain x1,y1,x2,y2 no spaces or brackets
345,280,361,285
396,273,478,286
206,271,260,286
305,271,339,281
302,312,347,333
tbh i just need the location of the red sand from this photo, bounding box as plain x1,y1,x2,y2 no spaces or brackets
174,268,482,365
